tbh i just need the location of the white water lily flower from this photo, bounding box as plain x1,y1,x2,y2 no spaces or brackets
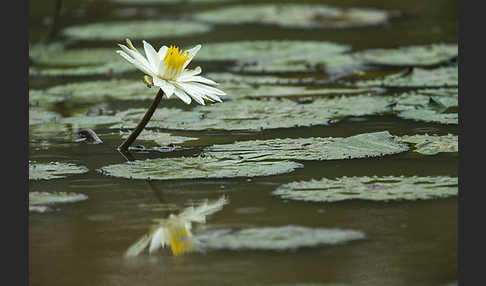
125,195,229,257
116,39,225,105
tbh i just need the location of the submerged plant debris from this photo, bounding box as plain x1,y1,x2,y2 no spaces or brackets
399,134,458,155
29,192,88,213
194,226,366,251
125,195,228,257
99,157,303,180
204,131,409,161
273,176,458,202
29,161,89,180
353,44,458,67
115,96,394,131
194,4,393,28
62,20,211,41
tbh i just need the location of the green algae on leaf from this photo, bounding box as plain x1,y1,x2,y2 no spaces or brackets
29,161,89,180
194,226,366,251
204,131,408,161
62,20,211,41
399,134,458,155
356,66,458,88
116,96,394,131
29,192,88,213
99,157,303,180
353,44,458,67
273,176,458,202
194,4,392,28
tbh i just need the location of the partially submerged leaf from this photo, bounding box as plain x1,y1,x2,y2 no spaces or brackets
204,131,409,161
399,134,458,155
194,4,393,28
353,44,458,67
194,226,366,251
29,161,89,180
273,176,458,202
356,66,458,88
99,157,303,180
29,191,88,213
62,20,211,40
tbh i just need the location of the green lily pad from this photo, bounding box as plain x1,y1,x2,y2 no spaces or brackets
62,20,211,41
113,0,235,3
120,130,198,146
29,47,135,76
29,161,89,180
99,157,303,180
60,115,123,128
392,89,458,124
29,109,60,126
194,4,392,29
194,226,366,251
399,134,458,155
29,192,88,212
353,44,458,67
117,96,394,131
356,66,458,88
204,131,409,161
273,176,458,202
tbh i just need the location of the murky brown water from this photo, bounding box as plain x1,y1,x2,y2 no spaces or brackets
29,0,458,285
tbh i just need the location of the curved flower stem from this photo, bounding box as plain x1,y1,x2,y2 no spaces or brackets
118,89,164,151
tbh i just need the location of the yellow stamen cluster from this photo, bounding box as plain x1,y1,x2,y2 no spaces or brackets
161,45,190,80
167,221,193,256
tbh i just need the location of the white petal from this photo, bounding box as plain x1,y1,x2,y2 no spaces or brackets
182,44,202,70
117,50,135,64
174,88,192,104
158,45,168,59
118,44,154,74
154,77,175,97
179,66,202,79
143,40,160,71
179,75,218,85
149,228,163,254
176,83,205,105
184,82,226,96
125,234,151,257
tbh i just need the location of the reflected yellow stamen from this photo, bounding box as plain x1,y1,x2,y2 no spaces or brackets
161,45,191,80
167,221,193,256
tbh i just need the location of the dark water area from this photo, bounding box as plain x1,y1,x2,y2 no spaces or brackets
29,0,458,285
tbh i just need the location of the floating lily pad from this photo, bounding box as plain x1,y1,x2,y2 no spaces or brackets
60,115,123,128
194,226,366,251
29,47,135,76
29,192,88,212
399,134,458,155
356,66,458,88
273,176,458,202
204,131,408,161
120,130,198,146
353,44,458,67
117,96,394,131
99,157,303,180
29,109,60,126
392,89,458,124
62,20,211,41
29,161,89,180
194,4,392,29
113,0,235,3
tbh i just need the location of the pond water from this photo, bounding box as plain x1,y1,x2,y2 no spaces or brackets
29,0,458,285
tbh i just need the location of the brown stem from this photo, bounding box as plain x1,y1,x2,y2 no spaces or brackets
118,89,164,151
